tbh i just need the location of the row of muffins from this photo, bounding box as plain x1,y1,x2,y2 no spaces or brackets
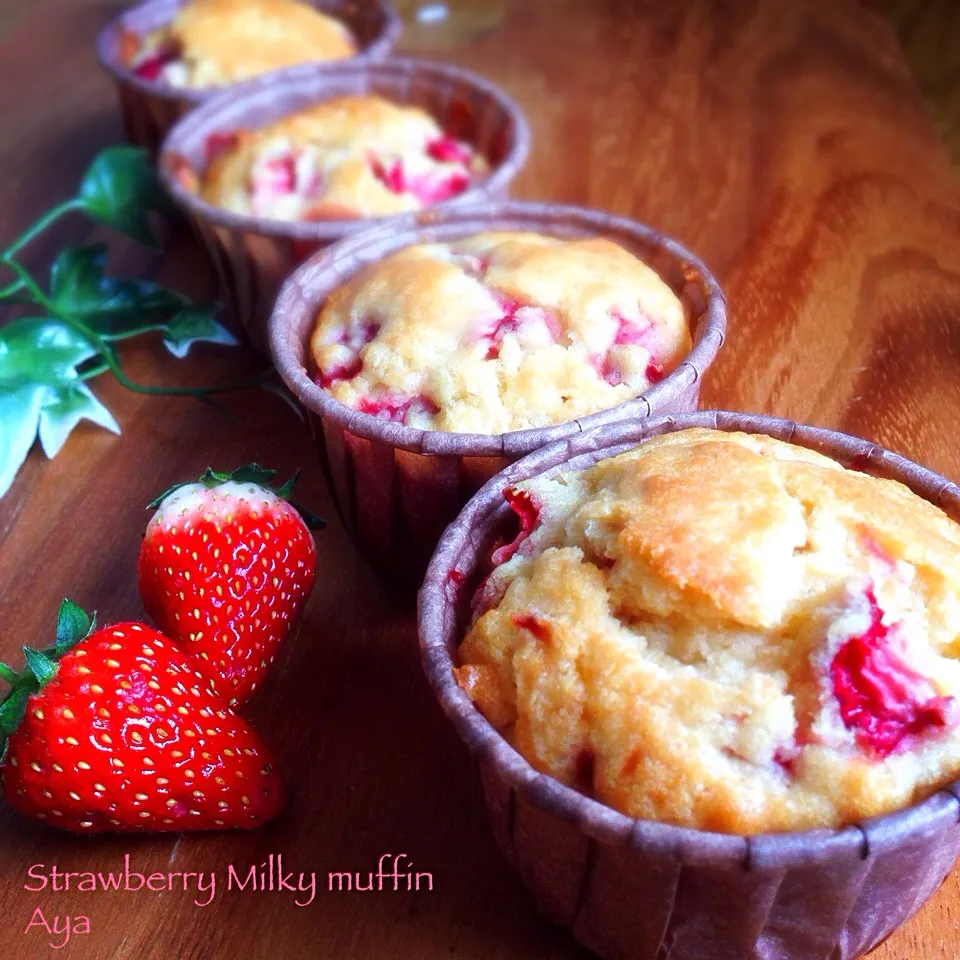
100,0,500,218
96,3,960,959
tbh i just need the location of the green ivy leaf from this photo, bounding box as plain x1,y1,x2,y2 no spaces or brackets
48,245,237,357
0,145,243,502
0,384,46,501
0,315,97,383
77,147,170,248
50,244,186,329
39,381,120,458
0,317,118,498
162,304,238,358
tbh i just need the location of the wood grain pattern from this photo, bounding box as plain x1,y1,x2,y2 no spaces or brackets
876,0,960,163
1,0,959,957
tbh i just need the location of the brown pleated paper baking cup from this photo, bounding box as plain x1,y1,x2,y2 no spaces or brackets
269,202,726,585
418,409,960,960
160,58,531,352
95,0,401,155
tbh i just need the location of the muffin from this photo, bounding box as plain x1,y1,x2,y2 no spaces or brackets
194,95,487,222
309,233,692,432
122,0,356,89
270,203,724,583
97,0,399,155
456,427,960,834
161,62,530,353
419,411,960,960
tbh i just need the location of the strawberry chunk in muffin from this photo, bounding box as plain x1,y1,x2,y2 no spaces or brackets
195,95,485,223
309,232,691,433
129,42,187,85
828,584,953,758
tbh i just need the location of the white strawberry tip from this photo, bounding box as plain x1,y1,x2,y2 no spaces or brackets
150,481,284,528
147,465,324,531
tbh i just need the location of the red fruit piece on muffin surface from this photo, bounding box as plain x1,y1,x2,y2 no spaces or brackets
456,429,960,834
309,232,691,432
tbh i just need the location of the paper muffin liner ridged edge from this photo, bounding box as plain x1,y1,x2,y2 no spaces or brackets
269,202,726,585
417,409,960,960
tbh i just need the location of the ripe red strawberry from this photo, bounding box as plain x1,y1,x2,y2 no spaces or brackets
0,601,284,833
138,465,322,707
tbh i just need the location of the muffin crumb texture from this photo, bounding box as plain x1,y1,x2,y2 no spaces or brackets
125,0,356,89
457,429,960,833
196,96,485,221
310,233,690,433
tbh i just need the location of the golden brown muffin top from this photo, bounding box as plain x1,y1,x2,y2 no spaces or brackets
309,233,690,433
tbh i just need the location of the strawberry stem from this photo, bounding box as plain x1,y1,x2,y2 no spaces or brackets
23,649,57,685
147,464,326,530
55,599,93,654
0,599,95,760
200,465,278,488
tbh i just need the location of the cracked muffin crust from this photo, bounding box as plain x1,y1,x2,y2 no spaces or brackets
456,429,960,833
309,233,690,433
194,95,485,222
123,0,356,89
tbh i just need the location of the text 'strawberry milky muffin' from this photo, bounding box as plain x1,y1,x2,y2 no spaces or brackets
456,428,960,834
309,233,691,433
125,0,356,89
197,96,486,222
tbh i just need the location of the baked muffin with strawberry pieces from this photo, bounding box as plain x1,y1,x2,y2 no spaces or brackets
456,428,960,834
309,233,691,432
124,0,356,89
195,95,486,222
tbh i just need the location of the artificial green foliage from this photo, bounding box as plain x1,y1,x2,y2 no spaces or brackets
0,146,241,499
77,146,173,248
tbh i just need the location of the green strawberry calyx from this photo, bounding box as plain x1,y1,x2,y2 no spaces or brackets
146,463,325,530
0,599,95,760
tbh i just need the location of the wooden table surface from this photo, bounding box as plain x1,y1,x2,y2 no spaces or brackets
2,0,960,957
